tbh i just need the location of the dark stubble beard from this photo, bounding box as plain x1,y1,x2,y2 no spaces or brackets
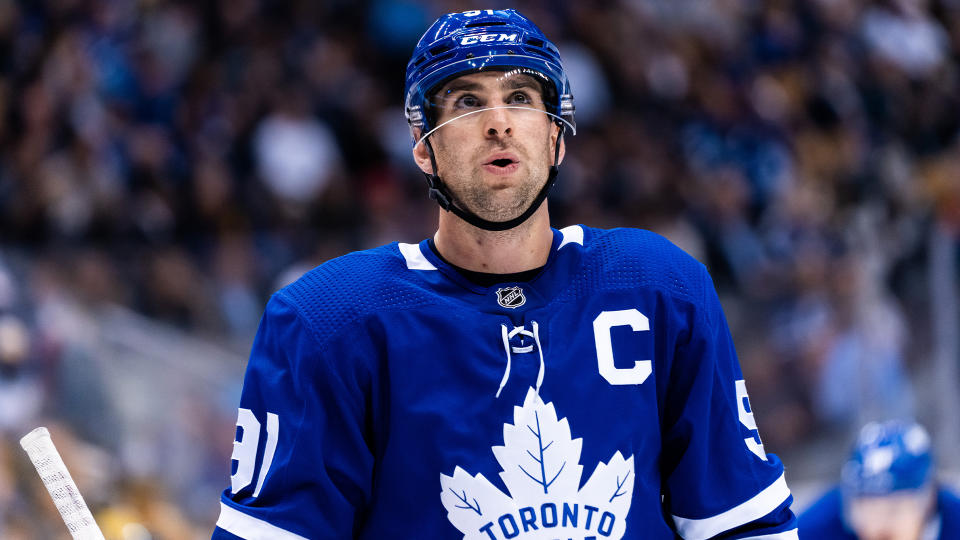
435,135,554,223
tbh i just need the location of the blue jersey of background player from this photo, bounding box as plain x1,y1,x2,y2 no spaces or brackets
213,9,798,540
799,421,960,540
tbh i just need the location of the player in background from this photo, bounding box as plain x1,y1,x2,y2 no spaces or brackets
799,421,960,540
213,9,798,539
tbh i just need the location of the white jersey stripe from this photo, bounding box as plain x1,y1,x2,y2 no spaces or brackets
740,529,799,540
216,502,308,540
398,242,437,270
558,224,584,249
671,472,791,540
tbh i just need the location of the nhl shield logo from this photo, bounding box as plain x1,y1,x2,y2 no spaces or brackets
496,286,526,309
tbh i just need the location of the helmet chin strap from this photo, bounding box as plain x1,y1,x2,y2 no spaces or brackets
423,123,564,232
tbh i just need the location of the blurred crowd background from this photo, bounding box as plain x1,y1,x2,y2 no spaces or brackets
1,0,959,538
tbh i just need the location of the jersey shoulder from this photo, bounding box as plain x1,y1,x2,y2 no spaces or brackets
276,242,432,346
797,487,854,540
578,226,709,304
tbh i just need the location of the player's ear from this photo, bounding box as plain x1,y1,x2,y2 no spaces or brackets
412,136,434,175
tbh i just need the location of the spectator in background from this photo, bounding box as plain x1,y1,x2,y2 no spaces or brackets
861,0,951,79
0,315,43,436
799,420,960,539
253,85,343,217
814,240,914,430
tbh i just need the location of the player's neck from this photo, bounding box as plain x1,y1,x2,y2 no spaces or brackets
434,206,553,274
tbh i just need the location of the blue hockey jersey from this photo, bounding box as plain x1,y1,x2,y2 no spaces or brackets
213,226,798,539
798,487,960,540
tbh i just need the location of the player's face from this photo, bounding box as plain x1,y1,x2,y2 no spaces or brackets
413,71,563,223
847,491,932,540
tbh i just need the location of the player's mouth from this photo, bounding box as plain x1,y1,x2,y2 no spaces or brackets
481,153,520,175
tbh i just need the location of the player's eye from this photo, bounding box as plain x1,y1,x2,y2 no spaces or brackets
507,91,534,105
454,94,482,109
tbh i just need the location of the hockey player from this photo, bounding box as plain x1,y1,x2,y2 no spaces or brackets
799,421,960,540
213,9,798,539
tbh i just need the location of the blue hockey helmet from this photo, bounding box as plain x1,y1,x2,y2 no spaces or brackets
403,9,575,140
841,421,934,497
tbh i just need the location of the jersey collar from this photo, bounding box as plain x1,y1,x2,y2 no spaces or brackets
399,225,586,311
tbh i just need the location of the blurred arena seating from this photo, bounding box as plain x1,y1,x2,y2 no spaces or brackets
0,1,958,537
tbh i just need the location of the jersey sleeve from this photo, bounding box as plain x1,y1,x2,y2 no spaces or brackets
212,292,376,540
660,264,798,539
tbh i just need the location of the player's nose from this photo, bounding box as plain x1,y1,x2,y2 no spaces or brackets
482,107,512,138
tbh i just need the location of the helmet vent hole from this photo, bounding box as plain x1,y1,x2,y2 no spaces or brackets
525,49,552,60
524,38,544,47
420,52,455,72
429,44,453,56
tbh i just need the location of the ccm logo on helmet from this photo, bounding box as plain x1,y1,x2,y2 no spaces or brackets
460,33,518,45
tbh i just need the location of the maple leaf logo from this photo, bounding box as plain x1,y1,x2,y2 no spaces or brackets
440,388,635,539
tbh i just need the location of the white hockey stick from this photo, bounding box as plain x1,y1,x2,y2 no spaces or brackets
19,427,106,540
